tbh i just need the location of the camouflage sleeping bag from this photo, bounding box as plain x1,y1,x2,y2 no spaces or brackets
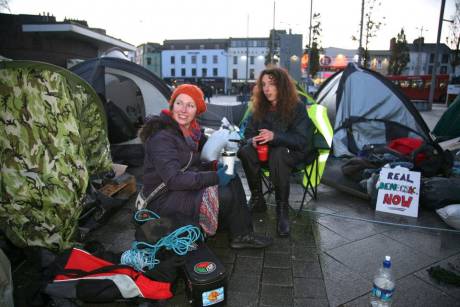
0,60,112,251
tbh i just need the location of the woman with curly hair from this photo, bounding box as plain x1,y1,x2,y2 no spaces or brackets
238,68,315,237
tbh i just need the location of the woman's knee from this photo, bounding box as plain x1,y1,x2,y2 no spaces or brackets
269,147,290,162
238,143,257,162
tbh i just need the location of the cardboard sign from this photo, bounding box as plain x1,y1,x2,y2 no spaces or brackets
375,166,421,218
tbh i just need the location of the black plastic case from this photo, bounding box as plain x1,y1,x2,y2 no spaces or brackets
182,242,227,306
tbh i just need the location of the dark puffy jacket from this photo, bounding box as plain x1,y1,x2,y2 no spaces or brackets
142,113,218,224
244,102,314,159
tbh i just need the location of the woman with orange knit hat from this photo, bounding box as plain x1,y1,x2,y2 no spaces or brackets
138,84,272,249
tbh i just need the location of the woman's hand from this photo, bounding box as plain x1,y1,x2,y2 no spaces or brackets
253,129,274,145
217,165,235,186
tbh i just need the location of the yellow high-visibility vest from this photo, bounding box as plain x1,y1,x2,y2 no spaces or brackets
302,104,334,188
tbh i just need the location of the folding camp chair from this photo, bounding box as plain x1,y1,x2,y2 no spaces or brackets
260,133,330,215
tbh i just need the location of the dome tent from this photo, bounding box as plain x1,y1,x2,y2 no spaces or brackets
0,60,112,251
433,95,460,141
315,63,449,198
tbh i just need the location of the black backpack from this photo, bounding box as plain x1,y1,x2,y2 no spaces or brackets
420,177,460,210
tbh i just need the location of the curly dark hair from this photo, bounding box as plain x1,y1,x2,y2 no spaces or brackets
251,67,299,123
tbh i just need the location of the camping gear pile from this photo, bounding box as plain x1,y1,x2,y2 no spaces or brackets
43,210,203,305
315,63,459,228
0,59,146,305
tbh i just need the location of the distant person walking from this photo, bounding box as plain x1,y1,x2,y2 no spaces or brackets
204,85,212,103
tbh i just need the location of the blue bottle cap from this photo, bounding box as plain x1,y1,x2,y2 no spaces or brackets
383,255,391,268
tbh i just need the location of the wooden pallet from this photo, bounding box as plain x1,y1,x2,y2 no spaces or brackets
99,174,137,197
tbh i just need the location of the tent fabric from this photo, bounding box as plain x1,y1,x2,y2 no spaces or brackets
316,63,434,157
70,57,171,165
433,95,460,140
70,57,171,124
198,103,247,130
0,60,112,251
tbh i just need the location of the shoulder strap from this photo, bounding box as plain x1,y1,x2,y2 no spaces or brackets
144,152,193,203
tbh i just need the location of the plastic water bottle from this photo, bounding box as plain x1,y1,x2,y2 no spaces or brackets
370,255,395,307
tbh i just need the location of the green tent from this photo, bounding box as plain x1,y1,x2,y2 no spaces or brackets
433,95,460,140
0,60,112,251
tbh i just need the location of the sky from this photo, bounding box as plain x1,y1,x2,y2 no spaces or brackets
5,0,459,51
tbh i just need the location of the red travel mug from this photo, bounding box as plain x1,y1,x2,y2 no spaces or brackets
256,143,269,162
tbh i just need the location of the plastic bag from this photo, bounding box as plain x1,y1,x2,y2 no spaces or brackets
201,117,241,162
436,204,460,230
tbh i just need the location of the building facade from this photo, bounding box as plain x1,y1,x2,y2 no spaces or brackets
161,39,228,94
0,13,135,68
136,43,162,77
227,37,268,94
278,31,303,82
405,39,452,76
368,50,391,75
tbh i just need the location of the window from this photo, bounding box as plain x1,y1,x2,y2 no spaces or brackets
192,68,196,76
202,55,207,64
202,68,207,77
170,56,175,64
213,68,218,76
249,68,255,79
232,68,238,79
429,53,434,63
441,54,449,64
440,66,447,74
428,66,433,74
411,79,423,89
191,55,197,64
250,56,254,65
200,44,205,49
181,55,186,64
181,68,186,76
147,57,152,65
213,55,218,64
400,80,410,88
233,56,238,65
171,68,175,76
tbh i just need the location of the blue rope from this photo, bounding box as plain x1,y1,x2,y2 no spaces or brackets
121,210,203,271
134,209,160,222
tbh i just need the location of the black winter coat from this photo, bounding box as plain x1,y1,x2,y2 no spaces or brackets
142,113,218,224
244,102,314,160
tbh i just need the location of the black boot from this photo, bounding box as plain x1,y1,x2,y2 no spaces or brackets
246,173,267,213
275,186,290,237
276,202,290,237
